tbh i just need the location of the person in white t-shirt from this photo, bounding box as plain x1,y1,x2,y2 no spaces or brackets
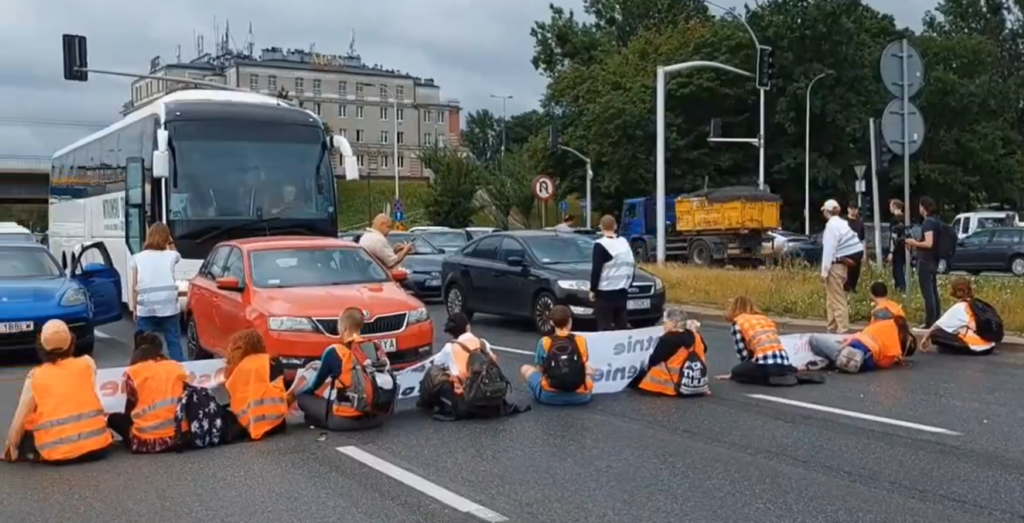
131,222,185,362
919,278,997,356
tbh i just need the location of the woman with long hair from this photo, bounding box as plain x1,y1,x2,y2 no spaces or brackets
717,296,806,386
131,222,184,361
220,329,293,442
919,278,997,355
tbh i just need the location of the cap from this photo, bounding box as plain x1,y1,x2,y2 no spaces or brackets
39,320,72,352
821,199,841,212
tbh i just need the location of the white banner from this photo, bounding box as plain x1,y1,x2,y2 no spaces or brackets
96,359,225,413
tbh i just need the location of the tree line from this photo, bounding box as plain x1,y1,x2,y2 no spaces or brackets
422,0,1024,229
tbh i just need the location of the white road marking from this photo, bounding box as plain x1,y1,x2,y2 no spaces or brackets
747,394,962,436
487,344,533,356
336,446,508,522
95,330,112,339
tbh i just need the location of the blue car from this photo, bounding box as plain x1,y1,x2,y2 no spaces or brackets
0,241,122,356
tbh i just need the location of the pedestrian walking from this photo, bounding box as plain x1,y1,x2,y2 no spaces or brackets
905,196,942,327
819,199,864,334
131,222,185,362
886,199,908,292
844,203,866,293
590,215,635,331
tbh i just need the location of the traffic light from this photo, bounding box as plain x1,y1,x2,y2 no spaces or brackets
756,45,774,90
874,120,894,174
549,125,561,149
62,34,89,82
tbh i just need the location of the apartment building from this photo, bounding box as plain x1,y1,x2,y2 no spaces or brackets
123,49,462,178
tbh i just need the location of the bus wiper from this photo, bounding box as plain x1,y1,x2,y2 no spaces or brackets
195,217,283,244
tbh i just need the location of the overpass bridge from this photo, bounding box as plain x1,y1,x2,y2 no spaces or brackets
0,155,49,202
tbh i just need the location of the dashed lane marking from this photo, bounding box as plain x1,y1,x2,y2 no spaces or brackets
95,330,112,339
747,394,962,436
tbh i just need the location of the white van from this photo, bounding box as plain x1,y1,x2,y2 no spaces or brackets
951,211,1020,239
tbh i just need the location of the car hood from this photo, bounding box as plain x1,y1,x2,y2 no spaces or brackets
252,282,424,318
539,262,659,283
400,254,444,274
0,277,75,304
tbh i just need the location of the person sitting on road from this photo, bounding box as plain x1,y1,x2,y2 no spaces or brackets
716,296,822,386
106,332,188,453
220,329,293,441
808,316,916,373
919,278,997,356
631,307,710,397
296,308,396,431
4,320,113,464
520,305,594,406
869,282,905,324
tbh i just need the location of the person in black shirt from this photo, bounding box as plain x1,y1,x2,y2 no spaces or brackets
844,203,866,293
628,307,708,394
886,199,908,292
905,196,942,327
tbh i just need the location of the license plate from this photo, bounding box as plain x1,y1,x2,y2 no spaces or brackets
425,279,441,287
377,338,397,352
627,299,651,310
0,321,33,334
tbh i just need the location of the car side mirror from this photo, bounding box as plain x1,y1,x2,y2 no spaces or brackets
215,277,242,291
391,269,408,282
80,262,108,277
507,256,524,267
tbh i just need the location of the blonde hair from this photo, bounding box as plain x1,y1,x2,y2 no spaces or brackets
224,329,266,378
143,222,173,251
725,296,762,322
339,307,365,338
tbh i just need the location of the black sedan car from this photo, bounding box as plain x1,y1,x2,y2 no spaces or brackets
945,227,1024,276
414,228,472,254
341,231,447,299
442,230,666,334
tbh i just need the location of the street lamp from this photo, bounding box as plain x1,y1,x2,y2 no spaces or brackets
378,84,400,203
804,70,832,235
490,94,513,159
558,145,594,229
657,61,754,264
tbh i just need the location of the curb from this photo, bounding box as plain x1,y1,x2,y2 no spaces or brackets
672,304,1024,352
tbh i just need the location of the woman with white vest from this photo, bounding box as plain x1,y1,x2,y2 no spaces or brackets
131,222,185,362
589,215,635,331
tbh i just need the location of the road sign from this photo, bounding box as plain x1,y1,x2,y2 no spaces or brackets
880,40,924,99
394,199,404,213
580,198,588,210
880,99,926,156
854,164,866,180
559,200,568,212
394,210,405,222
532,175,555,202
855,179,866,193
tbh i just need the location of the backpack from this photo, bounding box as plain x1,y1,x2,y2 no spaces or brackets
542,334,587,392
969,299,1004,343
675,349,709,396
934,219,958,259
174,383,225,451
456,341,509,407
332,342,379,415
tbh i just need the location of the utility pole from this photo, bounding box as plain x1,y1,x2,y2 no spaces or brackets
379,85,400,202
490,94,512,159
804,71,832,235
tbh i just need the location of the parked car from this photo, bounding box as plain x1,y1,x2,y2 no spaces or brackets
0,222,37,243
415,228,473,253
944,227,1024,276
465,227,502,239
0,240,122,356
339,231,446,300
442,230,666,335
762,230,809,258
185,236,434,371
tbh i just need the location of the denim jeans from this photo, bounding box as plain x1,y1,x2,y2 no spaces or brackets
917,267,941,326
135,314,185,362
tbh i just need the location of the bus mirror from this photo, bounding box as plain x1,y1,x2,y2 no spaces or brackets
157,129,169,152
153,150,170,179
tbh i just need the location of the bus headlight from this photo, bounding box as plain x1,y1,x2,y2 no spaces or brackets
60,287,87,307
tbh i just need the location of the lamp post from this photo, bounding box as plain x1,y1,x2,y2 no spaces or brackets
558,145,593,229
378,84,400,202
490,94,512,159
656,61,754,263
804,71,832,235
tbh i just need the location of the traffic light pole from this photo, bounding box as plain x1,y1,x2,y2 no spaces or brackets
758,87,765,190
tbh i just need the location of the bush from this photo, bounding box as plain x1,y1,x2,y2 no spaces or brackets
642,263,1024,334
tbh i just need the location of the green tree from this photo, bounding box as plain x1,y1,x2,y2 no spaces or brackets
419,147,482,227
483,137,549,228
462,109,502,165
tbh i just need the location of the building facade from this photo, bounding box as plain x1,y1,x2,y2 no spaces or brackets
123,48,462,179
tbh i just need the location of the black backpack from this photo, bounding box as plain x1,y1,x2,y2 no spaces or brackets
542,334,586,392
934,218,958,259
174,383,225,451
456,342,509,407
969,299,1004,343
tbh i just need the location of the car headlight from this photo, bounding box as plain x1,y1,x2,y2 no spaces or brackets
268,316,317,332
60,287,87,306
654,277,664,292
557,280,590,291
407,307,429,324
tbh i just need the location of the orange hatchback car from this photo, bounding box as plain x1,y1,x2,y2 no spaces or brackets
184,236,434,371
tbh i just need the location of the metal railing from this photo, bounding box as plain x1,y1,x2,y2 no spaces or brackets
0,155,50,171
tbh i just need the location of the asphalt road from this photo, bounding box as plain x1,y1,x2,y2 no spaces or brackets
3,304,1024,522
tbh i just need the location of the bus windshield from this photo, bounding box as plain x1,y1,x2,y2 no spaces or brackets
168,122,334,222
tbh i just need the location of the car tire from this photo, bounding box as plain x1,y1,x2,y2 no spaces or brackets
1011,255,1024,277
186,314,213,360
445,284,474,320
532,291,557,336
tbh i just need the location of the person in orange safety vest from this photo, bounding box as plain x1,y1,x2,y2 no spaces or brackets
221,329,294,441
4,320,113,464
919,278,998,355
106,332,188,453
716,296,823,386
868,282,905,324
808,316,916,373
631,307,710,397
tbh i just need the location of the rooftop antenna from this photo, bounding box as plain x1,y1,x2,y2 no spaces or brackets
348,28,357,56
175,44,182,63
192,30,197,57
310,43,315,53
197,34,204,56
213,16,220,55
245,22,255,56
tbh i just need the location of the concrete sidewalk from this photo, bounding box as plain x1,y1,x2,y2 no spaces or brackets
673,303,1024,351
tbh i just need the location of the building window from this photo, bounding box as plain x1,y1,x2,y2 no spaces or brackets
396,108,404,122
397,131,405,145
438,134,447,147
380,130,389,144
438,110,446,124
382,156,390,169
249,74,259,91
268,75,277,91
338,81,347,97
313,102,321,116
396,86,405,99
338,105,347,118
423,111,432,123
379,85,388,99
356,129,365,143
424,133,433,146
355,83,364,97
380,107,389,121
356,106,364,119
398,155,405,169
313,79,322,96
357,155,365,167
295,77,304,95
339,128,347,138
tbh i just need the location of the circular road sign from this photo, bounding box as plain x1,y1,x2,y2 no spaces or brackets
879,40,925,99
532,175,556,202
880,99,926,157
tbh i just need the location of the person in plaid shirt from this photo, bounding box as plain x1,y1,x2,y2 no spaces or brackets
716,296,807,386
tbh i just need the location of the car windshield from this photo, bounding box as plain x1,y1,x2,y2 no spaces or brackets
420,231,467,248
524,235,594,264
249,248,390,288
977,217,1008,230
0,247,62,278
387,234,442,254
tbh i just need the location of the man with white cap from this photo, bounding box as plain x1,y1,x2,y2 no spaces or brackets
820,199,864,333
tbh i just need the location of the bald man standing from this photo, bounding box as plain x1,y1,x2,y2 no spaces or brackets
359,214,413,269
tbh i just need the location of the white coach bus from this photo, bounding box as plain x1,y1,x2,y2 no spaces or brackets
49,89,358,309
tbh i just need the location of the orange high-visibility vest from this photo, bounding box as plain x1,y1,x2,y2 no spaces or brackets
734,313,786,362
852,319,903,368
27,357,113,461
638,335,708,396
539,334,593,393
870,299,905,324
126,359,187,440
225,354,288,440
957,302,992,349
329,340,376,418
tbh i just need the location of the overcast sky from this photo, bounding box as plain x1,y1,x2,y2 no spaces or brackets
0,0,931,158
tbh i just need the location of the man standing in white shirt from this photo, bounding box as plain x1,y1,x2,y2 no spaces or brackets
358,214,413,269
819,200,864,333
